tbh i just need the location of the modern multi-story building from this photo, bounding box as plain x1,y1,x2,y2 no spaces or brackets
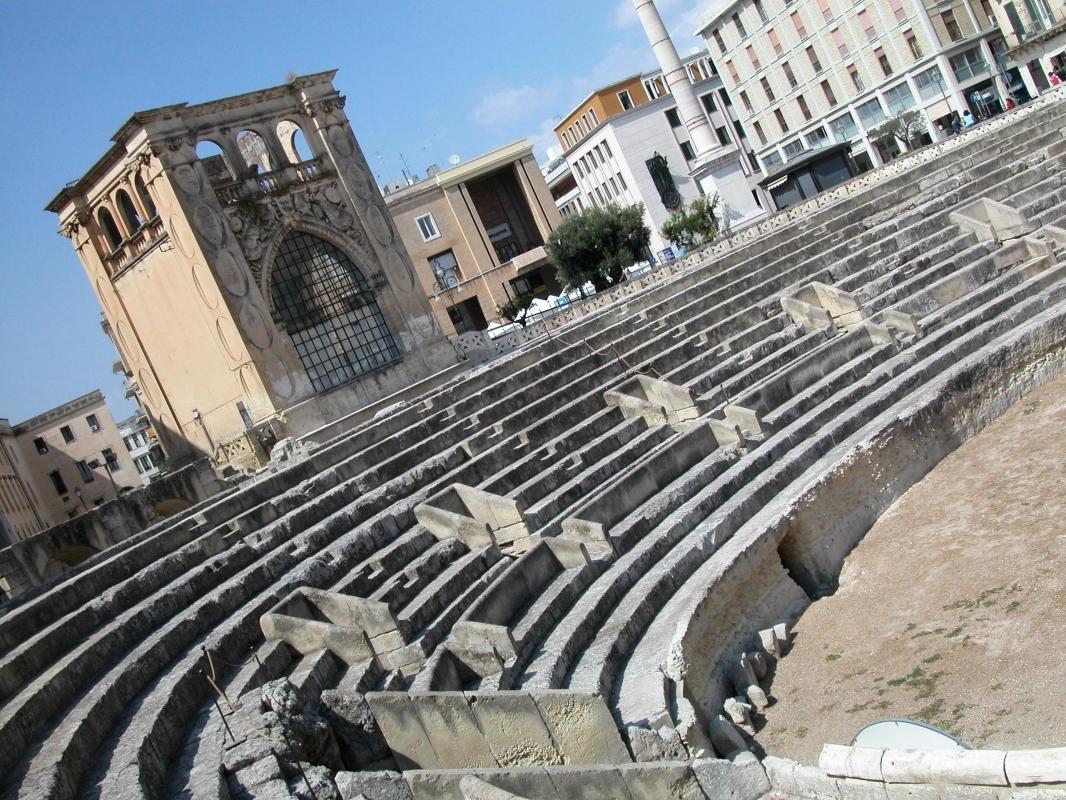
118,411,164,485
384,140,563,335
3,390,139,530
553,52,769,257
696,0,1016,176
989,0,1065,96
47,73,456,469
0,420,46,545
541,147,586,218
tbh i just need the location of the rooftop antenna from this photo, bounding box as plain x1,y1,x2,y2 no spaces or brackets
399,151,415,184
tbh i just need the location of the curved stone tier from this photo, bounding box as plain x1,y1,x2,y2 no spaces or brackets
3,90,1066,800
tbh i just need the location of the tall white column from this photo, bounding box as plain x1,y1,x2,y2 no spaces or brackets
633,0,720,158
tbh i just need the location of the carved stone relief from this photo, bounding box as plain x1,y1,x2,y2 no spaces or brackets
365,204,394,246
386,250,416,293
214,249,249,297
238,302,274,351
193,204,227,247
169,216,197,258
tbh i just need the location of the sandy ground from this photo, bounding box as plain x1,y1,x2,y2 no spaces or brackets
754,372,1066,764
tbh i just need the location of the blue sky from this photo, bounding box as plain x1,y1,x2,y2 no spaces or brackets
0,0,707,424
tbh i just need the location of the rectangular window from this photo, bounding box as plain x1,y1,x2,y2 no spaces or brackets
797,94,813,120
849,66,864,92
830,111,859,140
761,77,776,101
755,0,768,23
807,45,823,73
763,151,784,170
716,125,731,145
713,28,728,54
791,10,807,37
753,120,767,145
608,176,618,194
701,92,718,113
429,249,460,288
727,61,740,83
876,47,892,76
596,144,606,164
831,27,847,56
914,64,945,99
950,48,988,81
665,108,683,128
48,469,67,495
740,90,753,113
769,28,782,56
33,437,48,455
733,12,747,38
821,79,838,106
890,0,906,22
60,425,75,443
580,113,590,132
415,213,439,241
856,96,886,128
807,126,830,147
775,108,789,133
602,140,613,158
941,10,962,41
858,10,876,40
906,31,922,59
76,460,95,483
747,45,761,70
883,82,916,114
783,139,806,157
86,414,100,432
680,140,697,160
589,108,599,125
783,61,798,88
616,172,627,191
818,0,833,22
123,435,135,452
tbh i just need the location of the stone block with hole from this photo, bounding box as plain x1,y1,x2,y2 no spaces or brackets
604,373,699,427
415,484,531,553
949,197,1034,243
260,587,402,666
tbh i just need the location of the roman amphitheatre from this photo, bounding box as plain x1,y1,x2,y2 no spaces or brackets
2,87,1065,800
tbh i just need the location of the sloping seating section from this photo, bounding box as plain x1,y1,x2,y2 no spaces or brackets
2,93,1065,800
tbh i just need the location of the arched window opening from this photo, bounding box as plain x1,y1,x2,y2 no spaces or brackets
270,231,400,393
97,207,123,250
196,140,235,185
135,174,157,219
117,189,143,232
237,130,273,175
277,120,313,164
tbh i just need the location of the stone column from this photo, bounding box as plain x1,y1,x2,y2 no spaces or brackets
633,0,719,158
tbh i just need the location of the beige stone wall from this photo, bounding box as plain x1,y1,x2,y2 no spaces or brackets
10,393,138,528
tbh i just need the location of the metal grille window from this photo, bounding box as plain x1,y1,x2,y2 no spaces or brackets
271,232,400,393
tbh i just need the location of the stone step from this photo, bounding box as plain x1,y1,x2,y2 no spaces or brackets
523,424,677,536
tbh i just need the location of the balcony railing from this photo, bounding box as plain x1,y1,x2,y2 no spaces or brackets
493,238,524,263
103,215,166,275
212,158,324,207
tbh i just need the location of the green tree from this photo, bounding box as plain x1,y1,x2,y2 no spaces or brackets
868,109,928,154
660,195,721,250
546,203,651,293
497,292,535,327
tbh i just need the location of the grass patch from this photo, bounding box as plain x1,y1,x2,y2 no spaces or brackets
922,653,943,664
825,653,841,662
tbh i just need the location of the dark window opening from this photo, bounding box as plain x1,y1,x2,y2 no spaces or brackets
60,425,75,443
34,437,48,455
48,470,67,495
270,231,400,393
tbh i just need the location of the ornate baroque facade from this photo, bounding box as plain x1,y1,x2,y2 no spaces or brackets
47,72,456,466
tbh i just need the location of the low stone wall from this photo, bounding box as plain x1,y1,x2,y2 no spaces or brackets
0,460,224,599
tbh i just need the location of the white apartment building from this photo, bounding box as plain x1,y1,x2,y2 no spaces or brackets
118,413,163,485
697,0,1015,172
559,54,771,258
541,147,587,218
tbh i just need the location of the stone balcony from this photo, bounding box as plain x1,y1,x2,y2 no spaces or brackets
211,157,324,207
103,215,166,276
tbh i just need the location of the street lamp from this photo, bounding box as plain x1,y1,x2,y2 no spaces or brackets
87,456,120,499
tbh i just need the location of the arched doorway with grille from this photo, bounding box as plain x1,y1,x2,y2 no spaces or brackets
268,230,401,393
